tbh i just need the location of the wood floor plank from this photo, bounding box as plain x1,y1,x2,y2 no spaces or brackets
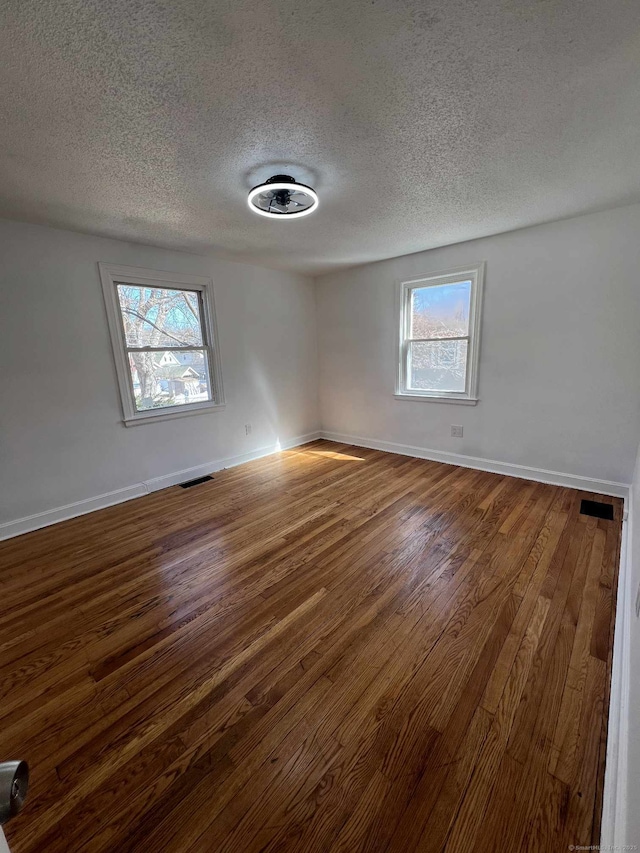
0,440,622,853
442,593,551,852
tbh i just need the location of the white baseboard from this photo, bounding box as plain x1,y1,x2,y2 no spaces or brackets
320,430,630,499
600,493,631,847
0,483,149,542
142,432,321,492
0,431,321,541
3,429,627,542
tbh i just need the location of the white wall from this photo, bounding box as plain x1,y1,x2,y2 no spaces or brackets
0,219,319,531
316,204,640,488
3,203,640,535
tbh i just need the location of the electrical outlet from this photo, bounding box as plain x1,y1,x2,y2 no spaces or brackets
451,425,463,438
245,423,252,436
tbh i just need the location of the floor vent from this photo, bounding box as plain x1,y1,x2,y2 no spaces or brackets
579,499,614,520
179,475,213,489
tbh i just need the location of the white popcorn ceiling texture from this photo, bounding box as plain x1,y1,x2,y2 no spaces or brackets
0,0,639,274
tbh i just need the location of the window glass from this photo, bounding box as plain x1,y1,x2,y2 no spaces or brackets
408,340,468,393
116,285,204,348
410,281,471,339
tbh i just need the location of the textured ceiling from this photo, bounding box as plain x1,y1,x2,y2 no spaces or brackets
1,0,640,275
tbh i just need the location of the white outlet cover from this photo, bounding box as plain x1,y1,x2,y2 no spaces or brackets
451,425,463,438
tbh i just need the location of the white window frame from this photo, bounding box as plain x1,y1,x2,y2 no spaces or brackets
99,263,225,426
395,262,485,405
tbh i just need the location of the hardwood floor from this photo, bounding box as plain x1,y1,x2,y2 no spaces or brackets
0,440,622,852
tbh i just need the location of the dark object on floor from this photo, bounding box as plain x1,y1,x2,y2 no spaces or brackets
580,499,614,520
179,475,213,488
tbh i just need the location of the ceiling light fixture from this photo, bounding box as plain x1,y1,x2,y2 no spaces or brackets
248,175,318,219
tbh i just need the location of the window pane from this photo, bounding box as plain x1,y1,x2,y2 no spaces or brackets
410,281,471,339
409,340,468,393
128,349,212,411
117,284,204,347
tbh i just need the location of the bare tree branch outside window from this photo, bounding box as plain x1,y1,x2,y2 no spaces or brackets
116,285,212,411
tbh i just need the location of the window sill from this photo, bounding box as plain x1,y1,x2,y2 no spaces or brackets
123,402,226,427
394,394,479,406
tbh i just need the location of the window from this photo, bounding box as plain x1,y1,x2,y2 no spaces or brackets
396,263,484,404
99,264,224,425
